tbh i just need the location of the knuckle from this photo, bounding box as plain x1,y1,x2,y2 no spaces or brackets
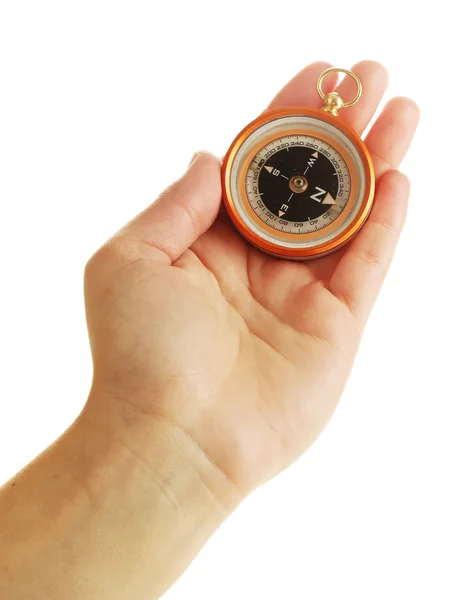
177,193,201,233
371,217,396,234
351,246,383,269
84,238,139,281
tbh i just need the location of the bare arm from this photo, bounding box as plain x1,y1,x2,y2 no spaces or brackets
0,399,239,599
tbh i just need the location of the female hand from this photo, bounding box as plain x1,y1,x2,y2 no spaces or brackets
84,60,419,496
0,60,419,600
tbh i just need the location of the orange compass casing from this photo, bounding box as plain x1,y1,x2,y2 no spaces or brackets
222,106,375,260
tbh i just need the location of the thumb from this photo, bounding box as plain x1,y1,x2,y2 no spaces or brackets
121,151,222,263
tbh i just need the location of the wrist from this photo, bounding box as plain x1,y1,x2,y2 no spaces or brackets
73,387,243,596
80,388,242,517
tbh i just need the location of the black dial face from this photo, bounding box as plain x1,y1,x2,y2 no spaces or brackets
259,146,339,222
245,133,352,235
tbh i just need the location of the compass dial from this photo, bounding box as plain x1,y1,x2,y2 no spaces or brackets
246,134,351,235
223,109,375,259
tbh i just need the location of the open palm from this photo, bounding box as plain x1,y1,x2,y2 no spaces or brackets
84,61,419,496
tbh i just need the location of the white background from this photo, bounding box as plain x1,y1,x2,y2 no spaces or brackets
1,1,473,598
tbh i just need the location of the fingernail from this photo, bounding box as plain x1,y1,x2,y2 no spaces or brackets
188,152,200,167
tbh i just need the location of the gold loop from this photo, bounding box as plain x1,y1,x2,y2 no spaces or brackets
317,67,362,108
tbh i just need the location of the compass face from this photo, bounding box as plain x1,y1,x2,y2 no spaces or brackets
224,110,374,259
246,134,350,235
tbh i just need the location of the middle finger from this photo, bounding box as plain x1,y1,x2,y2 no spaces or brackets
332,60,388,134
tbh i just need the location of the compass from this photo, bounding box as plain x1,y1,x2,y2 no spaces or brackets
222,68,375,260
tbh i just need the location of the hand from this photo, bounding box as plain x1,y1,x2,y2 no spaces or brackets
0,61,420,600
84,60,419,497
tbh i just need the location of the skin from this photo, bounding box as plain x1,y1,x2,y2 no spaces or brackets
0,60,419,599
